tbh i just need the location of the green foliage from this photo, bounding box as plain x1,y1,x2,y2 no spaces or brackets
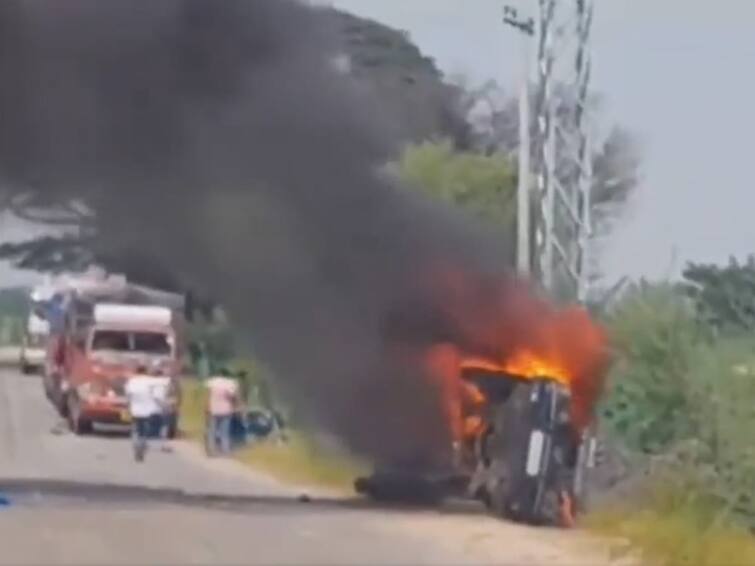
589,481,755,566
682,256,755,334
0,288,29,346
186,315,236,373
394,140,517,234
0,287,30,320
323,8,470,147
682,337,755,525
327,9,440,79
601,280,755,527
601,282,703,453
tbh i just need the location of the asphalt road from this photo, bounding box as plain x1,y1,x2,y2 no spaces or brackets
0,367,623,565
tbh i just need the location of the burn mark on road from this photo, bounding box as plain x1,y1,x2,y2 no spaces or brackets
0,478,485,518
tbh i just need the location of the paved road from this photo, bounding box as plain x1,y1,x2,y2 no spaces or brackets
0,367,620,565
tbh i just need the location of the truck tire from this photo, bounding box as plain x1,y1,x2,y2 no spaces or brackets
66,394,93,436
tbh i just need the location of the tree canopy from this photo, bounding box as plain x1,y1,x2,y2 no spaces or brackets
681,256,755,334
394,140,516,231
322,8,471,148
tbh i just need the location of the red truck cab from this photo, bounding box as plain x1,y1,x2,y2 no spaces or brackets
61,303,183,436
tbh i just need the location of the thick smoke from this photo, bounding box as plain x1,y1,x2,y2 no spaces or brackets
0,0,519,470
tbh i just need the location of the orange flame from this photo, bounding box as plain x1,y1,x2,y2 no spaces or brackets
416,265,610,441
461,306,608,431
425,306,609,438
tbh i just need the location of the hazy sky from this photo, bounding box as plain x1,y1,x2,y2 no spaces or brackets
324,0,755,281
2,1,753,287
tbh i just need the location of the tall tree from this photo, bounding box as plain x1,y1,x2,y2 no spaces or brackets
1,8,472,282
322,8,472,148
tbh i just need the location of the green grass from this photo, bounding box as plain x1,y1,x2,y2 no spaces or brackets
178,378,207,440
586,483,755,566
235,433,368,492
179,378,368,492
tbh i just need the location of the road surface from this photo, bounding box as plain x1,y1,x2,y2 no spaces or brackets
0,367,624,565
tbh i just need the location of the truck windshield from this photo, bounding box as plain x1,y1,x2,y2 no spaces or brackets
91,330,171,355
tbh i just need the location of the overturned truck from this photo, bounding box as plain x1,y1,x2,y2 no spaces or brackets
356,347,600,528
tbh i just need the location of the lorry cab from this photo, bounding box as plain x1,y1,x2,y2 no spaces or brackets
62,303,183,436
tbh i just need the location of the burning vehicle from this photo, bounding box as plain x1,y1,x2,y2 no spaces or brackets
356,282,608,528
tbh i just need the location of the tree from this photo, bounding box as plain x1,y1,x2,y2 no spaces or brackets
392,140,517,254
321,8,472,148
0,7,473,282
459,81,641,246
682,256,755,334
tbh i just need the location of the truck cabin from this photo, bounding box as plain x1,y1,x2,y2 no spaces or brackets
68,304,181,380
89,325,175,362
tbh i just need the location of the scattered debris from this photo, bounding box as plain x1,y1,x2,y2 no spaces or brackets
49,423,68,436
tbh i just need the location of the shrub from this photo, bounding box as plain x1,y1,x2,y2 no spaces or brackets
600,282,755,527
600,283,703,454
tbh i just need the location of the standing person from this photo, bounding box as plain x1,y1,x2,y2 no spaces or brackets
125,366,162,462
204,369,240,456
147,363,174,453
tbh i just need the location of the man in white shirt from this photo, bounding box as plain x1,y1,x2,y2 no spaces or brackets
125,366,163,462
204,369,240,456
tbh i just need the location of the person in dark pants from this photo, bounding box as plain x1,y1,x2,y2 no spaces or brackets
125,366,163,462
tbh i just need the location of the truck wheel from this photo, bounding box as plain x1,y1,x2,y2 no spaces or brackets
66,395,93,436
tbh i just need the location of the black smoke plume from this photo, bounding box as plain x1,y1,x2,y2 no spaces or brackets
0,0,513,470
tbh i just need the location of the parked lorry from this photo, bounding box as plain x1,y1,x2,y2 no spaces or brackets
19,286,51,374
38,269,186,436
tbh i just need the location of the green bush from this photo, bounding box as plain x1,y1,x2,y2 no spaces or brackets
601,283,703,454
601,282,755,527
683,337,755,526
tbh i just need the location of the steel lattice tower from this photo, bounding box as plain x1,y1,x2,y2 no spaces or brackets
531,0,594,303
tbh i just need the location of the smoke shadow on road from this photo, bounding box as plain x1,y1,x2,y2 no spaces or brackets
0,478,488,519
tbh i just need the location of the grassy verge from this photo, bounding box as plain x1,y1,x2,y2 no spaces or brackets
586,483,755,566
235,433,368,492
179,378,368,492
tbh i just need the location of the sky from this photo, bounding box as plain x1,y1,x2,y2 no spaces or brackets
2,1,754,287
322,0,755,281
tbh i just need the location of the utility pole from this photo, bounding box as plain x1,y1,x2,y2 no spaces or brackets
503,6,535,277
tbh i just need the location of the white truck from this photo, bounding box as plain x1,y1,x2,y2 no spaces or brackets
19,285,52,374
